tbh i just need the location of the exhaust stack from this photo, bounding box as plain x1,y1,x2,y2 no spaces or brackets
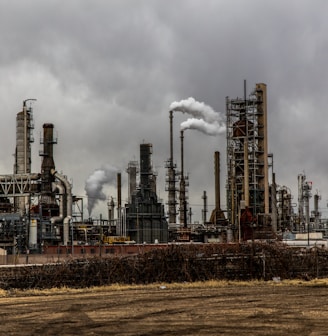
179,130,187,227
209,151,226,224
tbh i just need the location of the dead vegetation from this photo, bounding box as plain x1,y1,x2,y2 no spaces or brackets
1,242,328,290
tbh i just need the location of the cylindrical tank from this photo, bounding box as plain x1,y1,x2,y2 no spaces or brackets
29,219,38,249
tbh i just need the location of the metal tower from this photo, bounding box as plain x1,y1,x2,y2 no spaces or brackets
226,82,271,240
14,99,36,214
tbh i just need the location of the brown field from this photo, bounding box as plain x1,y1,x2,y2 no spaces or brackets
0,280,328,336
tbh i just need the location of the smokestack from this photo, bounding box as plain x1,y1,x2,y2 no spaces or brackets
179,130,187,227
170,110,174,166
180,130,184,182
117,172,122,236
41,123,56,204
140,143,153,189
209,151,226,225
167,110,177,224
117,172,121,210
108,197,115,221
214,151,221,209
202,190,207,224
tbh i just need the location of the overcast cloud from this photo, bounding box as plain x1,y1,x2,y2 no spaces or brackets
1,0,328,220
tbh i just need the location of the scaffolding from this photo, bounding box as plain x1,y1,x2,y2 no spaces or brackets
226,83,271,240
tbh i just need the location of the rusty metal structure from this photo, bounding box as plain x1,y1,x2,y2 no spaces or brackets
209,151,226,225
226,82,272,241
1,84,328,263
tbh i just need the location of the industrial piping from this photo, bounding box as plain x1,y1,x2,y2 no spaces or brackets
50,181,65,225
50,169,72,245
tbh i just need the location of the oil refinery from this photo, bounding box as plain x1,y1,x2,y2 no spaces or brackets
0,82,326,258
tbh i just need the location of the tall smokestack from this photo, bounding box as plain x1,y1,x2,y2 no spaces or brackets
167,111,177,224
214,151,221,209
179,130,187,227
209,151,226,224
140,143,153,189
117,172,121,209
41,123,56,204
202,190,207,224
170,111,174,167
117,172,122,235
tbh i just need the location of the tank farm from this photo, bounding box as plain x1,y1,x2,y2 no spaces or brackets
1,83,328,289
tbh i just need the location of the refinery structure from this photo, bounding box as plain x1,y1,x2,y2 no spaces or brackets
0,83,326,257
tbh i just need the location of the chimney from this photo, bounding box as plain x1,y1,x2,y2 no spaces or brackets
214,151,221,209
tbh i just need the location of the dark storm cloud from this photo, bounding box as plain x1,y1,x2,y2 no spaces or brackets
1,0,328,218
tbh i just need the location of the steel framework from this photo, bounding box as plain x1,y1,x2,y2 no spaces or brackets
226,83,270,239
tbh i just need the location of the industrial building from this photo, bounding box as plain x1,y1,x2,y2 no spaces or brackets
125,143,168,244
0,101,74,253
0,82,327,258
0,101,169,255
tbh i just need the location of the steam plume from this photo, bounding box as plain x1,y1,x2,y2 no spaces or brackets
85,164,119,216
169,97,221,123
181,118,226,135
170,97,226,135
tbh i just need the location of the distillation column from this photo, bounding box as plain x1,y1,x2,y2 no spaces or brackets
14,100,36,213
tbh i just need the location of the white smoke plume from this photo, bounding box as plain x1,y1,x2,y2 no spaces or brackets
170,97,226,135
85,164,119,216
169,97,221,123
181,118,226,135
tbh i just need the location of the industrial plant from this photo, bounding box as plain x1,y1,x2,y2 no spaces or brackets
0,82,327,259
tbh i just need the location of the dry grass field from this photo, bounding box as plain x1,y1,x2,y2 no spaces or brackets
1,280,328,335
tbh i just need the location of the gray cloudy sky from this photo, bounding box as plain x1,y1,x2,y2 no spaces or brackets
1,0,328,220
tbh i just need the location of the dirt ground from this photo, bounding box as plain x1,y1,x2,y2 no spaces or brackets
0,282,328,336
